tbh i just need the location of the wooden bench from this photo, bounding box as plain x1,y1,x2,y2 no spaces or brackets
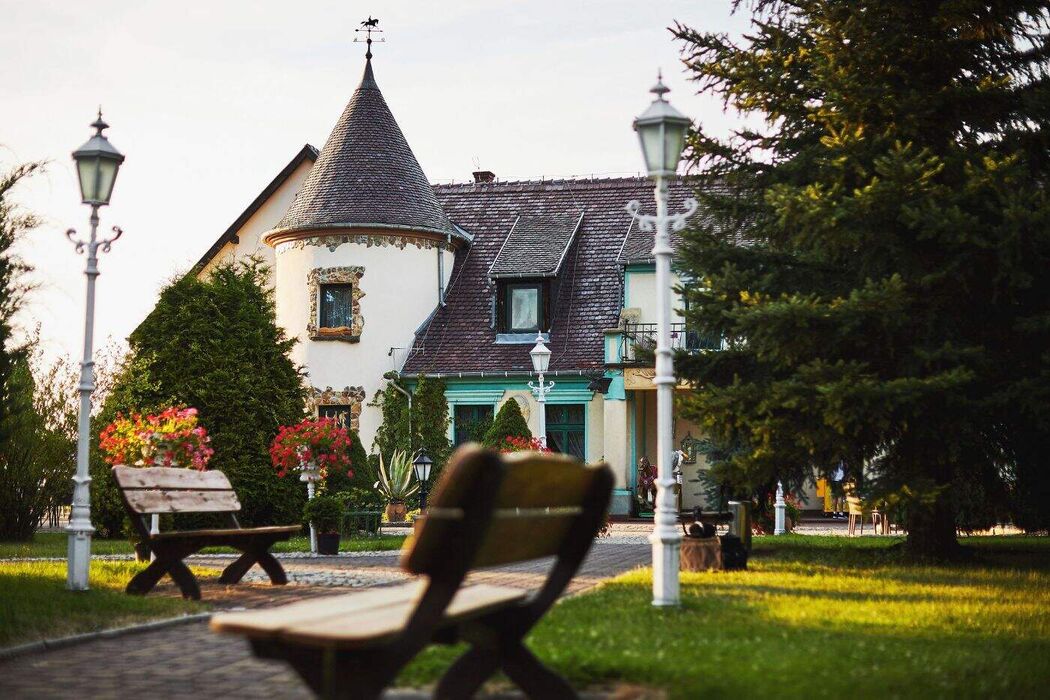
112,466,300,600
211,445,613,699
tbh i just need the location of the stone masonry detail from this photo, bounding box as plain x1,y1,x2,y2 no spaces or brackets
307,266,365,342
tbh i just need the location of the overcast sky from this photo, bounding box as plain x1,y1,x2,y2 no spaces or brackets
1,0,747,364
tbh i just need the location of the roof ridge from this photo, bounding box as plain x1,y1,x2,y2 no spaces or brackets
432,174,691,192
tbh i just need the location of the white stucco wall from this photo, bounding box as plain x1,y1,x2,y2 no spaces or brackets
273,235,451,450
624,269,686,325
196,158,314,283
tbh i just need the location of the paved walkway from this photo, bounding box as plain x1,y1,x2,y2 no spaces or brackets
0,537,650,699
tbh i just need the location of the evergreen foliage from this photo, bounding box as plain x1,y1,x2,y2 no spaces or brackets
0,358,75,540
410,376,452,478
324,428,370,494
673,2,1050,554
93,259,307,528
371,376,452,475
482,399,532,448
0,162,40,450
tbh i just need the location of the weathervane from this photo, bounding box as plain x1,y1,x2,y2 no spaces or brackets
354,16,384,59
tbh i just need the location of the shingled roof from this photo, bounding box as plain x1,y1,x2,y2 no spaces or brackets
488,210,583,278
402,176,695,375
269,59,457,239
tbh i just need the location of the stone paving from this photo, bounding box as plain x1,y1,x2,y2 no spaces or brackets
0,535,650,699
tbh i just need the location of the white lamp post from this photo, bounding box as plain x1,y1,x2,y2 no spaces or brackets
412,451,433,510
66,111,125,591
527,333,554,448
626,74,697,607
774,481,787,535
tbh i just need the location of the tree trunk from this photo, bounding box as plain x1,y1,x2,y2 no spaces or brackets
904,492,960,559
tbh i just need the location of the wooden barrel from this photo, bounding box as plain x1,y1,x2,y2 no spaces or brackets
680,537,722,572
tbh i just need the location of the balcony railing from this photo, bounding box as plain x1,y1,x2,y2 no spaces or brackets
618,322,722,365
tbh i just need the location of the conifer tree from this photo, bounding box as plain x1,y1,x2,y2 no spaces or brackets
98,259,308,527
482,399,532,448
674,2,1050,555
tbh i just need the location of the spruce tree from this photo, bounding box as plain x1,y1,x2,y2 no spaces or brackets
673,2,1050,555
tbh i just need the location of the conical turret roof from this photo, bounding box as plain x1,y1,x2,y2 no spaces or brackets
270,59,456,239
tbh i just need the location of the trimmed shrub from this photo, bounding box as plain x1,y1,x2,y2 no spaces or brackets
482,399,532,448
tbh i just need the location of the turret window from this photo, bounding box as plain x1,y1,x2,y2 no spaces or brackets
319,284,354,330
307,266,365,342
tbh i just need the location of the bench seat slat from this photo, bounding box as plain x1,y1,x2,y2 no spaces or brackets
124,489,241,514
211,582,526,650
211,581,429,638
151,525,300,540
113,466,233,490
278,583,527,649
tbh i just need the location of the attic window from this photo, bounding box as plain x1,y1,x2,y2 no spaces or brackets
500,281,545,334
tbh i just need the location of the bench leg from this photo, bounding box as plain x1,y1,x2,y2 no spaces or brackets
219,551,258,584
220,546,287,586
255,550,288,585
126,559,168,596
434,647,500,699
500,642,575,699
166,559,202,600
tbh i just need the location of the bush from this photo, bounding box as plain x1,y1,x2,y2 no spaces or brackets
95,259,307,529
482,399,531,448
325,429,369,494
0,360,73,540
303,495,344,534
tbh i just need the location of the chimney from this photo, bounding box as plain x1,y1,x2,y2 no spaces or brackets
472,170,496,183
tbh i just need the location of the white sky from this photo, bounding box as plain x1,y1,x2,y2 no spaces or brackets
1,0,747,364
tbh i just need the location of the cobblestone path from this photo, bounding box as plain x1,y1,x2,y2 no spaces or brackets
0,538,649,699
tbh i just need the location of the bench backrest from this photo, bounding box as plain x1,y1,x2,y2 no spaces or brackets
402,446,613,576
112,466,241,514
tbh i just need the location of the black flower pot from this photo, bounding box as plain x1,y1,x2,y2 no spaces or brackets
317,532,340,556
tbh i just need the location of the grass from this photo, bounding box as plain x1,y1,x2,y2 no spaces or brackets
398,535,1050,698
0,532,406,559
0,560,209,648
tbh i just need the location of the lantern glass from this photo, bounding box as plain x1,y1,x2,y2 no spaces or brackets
633,76,691,177
412,453,432,482
530,335,551,374
76,155,120,206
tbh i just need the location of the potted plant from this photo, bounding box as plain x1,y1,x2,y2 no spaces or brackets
374,449,418,522
303,495,344,555
99,406,214,556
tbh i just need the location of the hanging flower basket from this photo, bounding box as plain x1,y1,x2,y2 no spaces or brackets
270,418,354,481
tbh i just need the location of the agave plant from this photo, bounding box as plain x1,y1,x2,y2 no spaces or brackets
373,449,419,503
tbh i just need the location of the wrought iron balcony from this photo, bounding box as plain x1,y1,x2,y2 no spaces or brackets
618,322,721,365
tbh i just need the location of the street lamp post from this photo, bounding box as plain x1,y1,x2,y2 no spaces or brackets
66,111,125,591
412,451,433,510
626,74,697,607
527,333,554,448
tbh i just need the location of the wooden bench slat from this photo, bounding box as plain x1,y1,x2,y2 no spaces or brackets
276,584,528,649
113,466,233,490
124,489,241,514
472,515,578,567
211,581,429,639
152,525,300,540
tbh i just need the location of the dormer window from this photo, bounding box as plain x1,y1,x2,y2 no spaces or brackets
506,282,542,333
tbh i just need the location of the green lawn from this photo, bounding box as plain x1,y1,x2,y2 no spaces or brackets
0,560,208,648
398,535,1050,698
0,532,406,559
